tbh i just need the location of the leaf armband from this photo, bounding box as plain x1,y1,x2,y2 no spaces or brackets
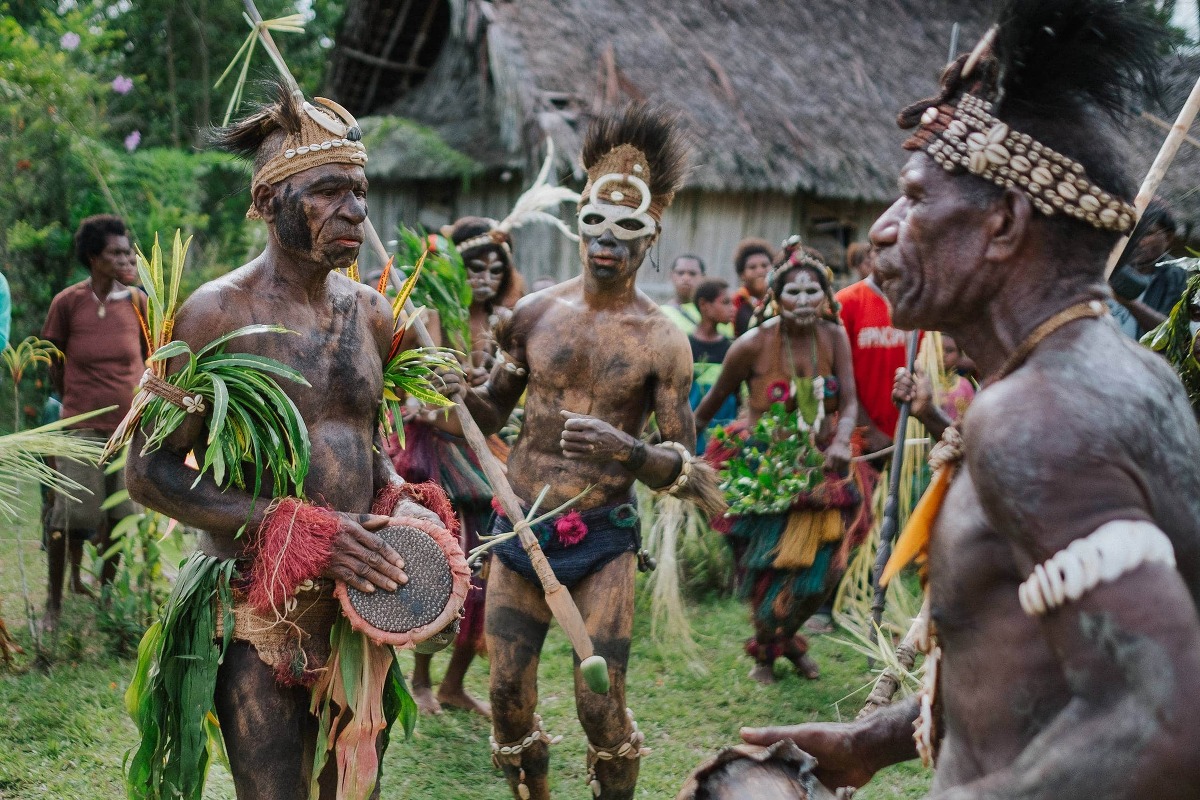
104,323,313,500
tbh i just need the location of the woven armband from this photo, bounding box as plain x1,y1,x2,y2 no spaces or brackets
1018,521,1176,617
652,441,727,518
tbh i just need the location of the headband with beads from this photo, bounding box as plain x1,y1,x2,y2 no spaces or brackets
903,27,1137,235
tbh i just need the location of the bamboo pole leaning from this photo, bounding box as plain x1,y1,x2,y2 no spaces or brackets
241,0,610,693
1104,73,1200,280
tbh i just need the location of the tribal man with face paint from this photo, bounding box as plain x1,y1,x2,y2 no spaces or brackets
461,105,721,800
740,3,1200,799
123,82,455,800
695,240,869,684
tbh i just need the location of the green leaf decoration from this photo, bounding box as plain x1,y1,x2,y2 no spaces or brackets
716,401,827,515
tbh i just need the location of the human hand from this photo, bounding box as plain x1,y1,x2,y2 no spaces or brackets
892,367,932,419
323,512,409,593
467,365,490,388
825,438,852,475
740,722,876,791
560,410,635,462
435,366,465,401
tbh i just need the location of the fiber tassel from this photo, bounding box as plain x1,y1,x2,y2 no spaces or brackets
640,491,700,659
246,498,340,615
369,479,459,537
674,457,727,519
881,463,958,587
772,510,841,570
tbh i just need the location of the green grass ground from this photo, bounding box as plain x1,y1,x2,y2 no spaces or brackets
0,500,930,799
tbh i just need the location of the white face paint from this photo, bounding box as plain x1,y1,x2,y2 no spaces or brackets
778,269,825,327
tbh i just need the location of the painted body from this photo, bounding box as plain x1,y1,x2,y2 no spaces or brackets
125,162,443,799
464,217,695,799
741,152,1200,799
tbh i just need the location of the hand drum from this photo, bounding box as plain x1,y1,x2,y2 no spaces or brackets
676,741,844,800
335,515,471,649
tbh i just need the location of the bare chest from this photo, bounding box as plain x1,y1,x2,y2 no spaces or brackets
524,310,657,404
240,296,382,422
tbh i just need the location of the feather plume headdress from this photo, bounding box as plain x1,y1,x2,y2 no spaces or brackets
578,104,690,237
455,142,581,258
898,0,1168,234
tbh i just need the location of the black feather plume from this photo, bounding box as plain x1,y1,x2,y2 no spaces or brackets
207,79,304,159
992,0,1169,119
580,103,689,200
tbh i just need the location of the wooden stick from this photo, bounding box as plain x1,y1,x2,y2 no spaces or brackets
869,331,921,638
1104,73,1200,280
242,0,606,689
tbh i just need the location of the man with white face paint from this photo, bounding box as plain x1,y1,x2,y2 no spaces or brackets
461,105,722,800
695,239,867,684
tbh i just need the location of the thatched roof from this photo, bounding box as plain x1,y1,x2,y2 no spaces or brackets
336,0,1200,231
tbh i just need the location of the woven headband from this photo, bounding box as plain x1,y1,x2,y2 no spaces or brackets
248,95,368,219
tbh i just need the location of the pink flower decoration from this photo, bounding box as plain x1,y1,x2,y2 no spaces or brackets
766,380,792,403
124,130,141,152
111,75,133,95
60,32,81,51
491,497,505,516
554,511,588,547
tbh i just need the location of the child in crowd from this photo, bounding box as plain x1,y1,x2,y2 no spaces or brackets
689,278,738,452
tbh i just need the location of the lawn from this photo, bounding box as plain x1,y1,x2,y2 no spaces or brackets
0,500,930,799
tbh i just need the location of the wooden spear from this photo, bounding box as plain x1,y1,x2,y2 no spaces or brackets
241,0,610,694
1104,73,1200,280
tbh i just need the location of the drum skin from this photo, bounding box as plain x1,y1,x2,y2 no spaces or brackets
676,740,841,800
335,515,471,648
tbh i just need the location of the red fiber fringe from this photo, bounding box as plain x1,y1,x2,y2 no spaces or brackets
246,498,340,615
371,480,459,538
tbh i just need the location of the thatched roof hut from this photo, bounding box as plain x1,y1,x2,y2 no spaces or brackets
327,0,1200,288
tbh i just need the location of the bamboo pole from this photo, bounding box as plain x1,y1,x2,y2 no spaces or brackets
1104,74,1200,280
241,1,608,692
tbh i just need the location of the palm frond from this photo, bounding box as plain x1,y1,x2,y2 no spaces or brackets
0,411,110,521
2,336,60,385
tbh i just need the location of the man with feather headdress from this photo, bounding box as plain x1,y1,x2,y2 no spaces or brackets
121,81,456,800
461,104,721,800
741,2,1200,798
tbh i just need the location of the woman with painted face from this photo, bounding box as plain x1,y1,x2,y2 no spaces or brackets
695,238,871,684
386,217,525,719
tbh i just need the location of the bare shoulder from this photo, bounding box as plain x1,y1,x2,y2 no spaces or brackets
336,272,392,338
963,319,1200,543
171,264,258,348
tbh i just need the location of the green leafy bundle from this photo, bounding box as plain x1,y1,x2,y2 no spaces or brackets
715,403,826,515
124,552,235,800
1142,263,1200,415
103,231,312,499
377,248,463,445
392,225,473,352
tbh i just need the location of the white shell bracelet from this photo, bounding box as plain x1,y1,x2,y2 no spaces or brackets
1018,520,1176,617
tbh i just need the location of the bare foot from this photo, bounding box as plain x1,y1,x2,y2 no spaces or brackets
412,684,443,715
438,686,492,718
40,606,61,634
749,662,776,684
792,653,821,680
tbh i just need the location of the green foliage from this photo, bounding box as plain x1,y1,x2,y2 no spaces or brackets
393,226,473,352
362,117,482,182
716,401,826,515
1142,260,1200,415
124,552,236,800
84,503,187,657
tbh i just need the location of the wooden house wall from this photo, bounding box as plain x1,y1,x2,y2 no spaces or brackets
363,179,888,299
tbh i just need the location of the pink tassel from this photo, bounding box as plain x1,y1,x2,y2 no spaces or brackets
245,498,339,615
554,510,588,547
